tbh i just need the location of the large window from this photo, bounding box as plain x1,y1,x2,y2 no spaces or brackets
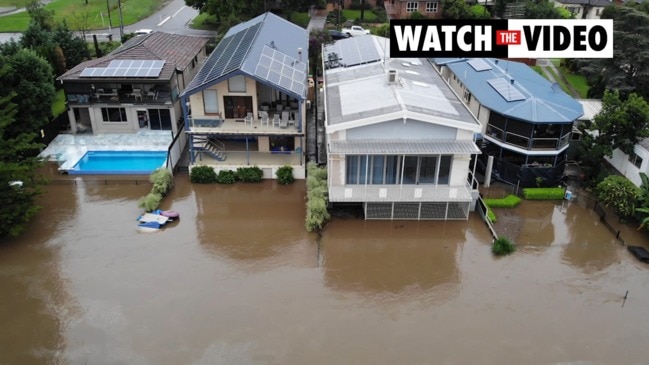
101,107,127,122
426,2,438,12
228,75,246,92
406,2,418,12
203,89,218,114
346,155,453,185
147,109,172,130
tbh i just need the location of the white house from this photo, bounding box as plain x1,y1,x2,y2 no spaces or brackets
323,36,483,220
550,0,613,18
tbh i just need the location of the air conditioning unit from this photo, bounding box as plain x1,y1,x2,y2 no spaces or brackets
306,100,312,109
388,69,398,83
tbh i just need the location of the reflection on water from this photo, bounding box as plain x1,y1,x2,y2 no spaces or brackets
321,219,468,298
1,175,649,364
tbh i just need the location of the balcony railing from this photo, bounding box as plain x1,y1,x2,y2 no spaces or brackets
486,125,571,151
66,92,173,105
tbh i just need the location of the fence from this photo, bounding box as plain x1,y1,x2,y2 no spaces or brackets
592,200,628,246
166,129,188,173
475,196,498,240
40,113,70,145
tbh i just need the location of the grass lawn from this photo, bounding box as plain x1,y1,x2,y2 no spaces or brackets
0,0,164,32
558,66,589,98
544,65,574,96
51,89,66,118
290,12,310,28
189,12,218,31
342,9,377,22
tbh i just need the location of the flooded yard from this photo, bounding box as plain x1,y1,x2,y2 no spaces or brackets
1,175,648,364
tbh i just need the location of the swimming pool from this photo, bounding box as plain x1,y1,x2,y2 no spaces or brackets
68,151,167,175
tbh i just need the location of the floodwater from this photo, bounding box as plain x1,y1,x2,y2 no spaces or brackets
1,175,649,365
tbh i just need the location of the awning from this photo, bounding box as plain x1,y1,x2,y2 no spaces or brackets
328,140,481,155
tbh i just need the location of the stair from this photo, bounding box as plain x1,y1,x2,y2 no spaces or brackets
193,137,227,161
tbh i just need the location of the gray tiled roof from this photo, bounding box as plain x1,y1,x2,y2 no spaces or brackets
329,140,481,154
58,32,210,82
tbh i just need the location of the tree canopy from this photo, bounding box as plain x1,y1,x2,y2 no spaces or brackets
569,5,649,99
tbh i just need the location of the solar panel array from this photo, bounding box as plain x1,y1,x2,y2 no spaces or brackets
487,78,526,102
191,22,262,87
254,45,307,98
323,36,381,69
80,60,165,78
467,59,492,72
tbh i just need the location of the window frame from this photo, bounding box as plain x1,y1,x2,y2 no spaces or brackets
101,107,127,122
406,2,418,12
202,89,219,114
426,2,438,13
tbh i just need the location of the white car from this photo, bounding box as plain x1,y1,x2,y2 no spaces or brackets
134,29,153,36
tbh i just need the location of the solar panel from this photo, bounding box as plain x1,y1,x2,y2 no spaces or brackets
80,59,165,78
487,78,526,102
323,36,381,69
252,45,307,98
468,59,492,72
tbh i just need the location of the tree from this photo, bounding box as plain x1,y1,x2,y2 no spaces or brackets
0,94,46,239
591,91,649,156
52,22,91,70
597,175,641,218
0,50,55,139
570,6,649,99
525,0,573,19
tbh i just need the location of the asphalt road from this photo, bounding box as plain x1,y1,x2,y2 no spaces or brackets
0,0,216,43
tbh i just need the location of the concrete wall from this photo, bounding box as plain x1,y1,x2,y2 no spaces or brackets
189,164,306,180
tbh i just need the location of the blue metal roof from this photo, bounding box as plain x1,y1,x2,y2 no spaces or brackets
431,58,583,124
183,12,308,100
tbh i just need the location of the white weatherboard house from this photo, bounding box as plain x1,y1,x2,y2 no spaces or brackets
323,36,482,220
180,12,309,179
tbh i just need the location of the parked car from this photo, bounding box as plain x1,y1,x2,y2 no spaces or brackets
134,29,153,36
328,30,351,40
341,25,370,37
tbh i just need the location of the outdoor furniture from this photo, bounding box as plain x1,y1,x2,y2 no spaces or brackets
276,104,283,113
272,113,280,128
147,90,158,100
260,111,269,126
280,111,289,129
244,112,254,126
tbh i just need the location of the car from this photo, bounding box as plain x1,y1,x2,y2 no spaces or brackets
329,30,351,40
340,25,370,37
134,29,153,36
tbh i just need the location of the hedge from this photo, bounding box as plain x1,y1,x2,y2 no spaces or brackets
305,162,330,232
492,236,516,256
190,165,217,183
487,208,497,223
236,166,264,183
484,194,521,208
523,187,565,200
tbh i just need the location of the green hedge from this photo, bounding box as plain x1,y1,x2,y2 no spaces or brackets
523,187,565,200
216,170,236,184
190,165,217,183
484,194,521,208
305,162,330,232
487,208,497,223
276,165,295,185
236,166,263,183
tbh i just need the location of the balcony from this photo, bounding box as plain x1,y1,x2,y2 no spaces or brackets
188,112,301,136
328,184,472,203
486,125,570,151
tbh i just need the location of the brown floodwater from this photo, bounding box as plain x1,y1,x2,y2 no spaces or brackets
1,175,649,364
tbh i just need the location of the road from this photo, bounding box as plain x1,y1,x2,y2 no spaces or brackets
0,0,215,43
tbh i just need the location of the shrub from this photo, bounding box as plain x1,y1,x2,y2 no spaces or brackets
305,162,330,232
216,170,236,184
523,187,565,200
276,165,295,185
349,0,372,10
596,175,641,217
492,236,516,256
484,195,521,208
409,11,425,19
138,192,162,212
150,168,174,196
371,8,387,23
236,166,264,183
190,165,217,184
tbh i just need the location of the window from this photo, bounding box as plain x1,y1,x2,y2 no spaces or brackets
228,75,246,92
203,89,218,114
596,8,601,16
345,155,453,185
147,109,172,130
426,2,438,12
463,89,471,103
406,2,418,12
101,107,127,122
629,152,643,168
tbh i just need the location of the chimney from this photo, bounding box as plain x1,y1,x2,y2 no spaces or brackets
298,47,302,62
388,69,397,83
510,78,515,85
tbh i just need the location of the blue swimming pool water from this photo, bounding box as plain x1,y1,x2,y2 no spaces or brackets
69,151,167,175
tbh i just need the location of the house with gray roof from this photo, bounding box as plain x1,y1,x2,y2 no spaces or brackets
324,36,482,220
180,12,309,179
58,32,210,136
550,0,613,18
432,58,584,187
